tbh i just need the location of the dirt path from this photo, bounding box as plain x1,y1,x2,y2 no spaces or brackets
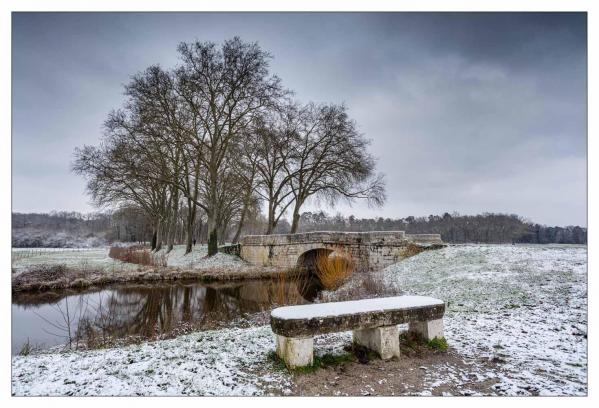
289,348,501,396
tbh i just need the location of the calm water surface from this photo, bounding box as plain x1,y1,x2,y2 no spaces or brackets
12,278,320,354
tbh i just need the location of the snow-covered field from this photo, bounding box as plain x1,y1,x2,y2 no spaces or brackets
12,245,249,274
12,244,587,396
382,244,587,396
11,247,135,275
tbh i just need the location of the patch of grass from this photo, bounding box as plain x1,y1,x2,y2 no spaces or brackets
268,350,355,374
18,338,32,356
427,336,448,351
267,351,288,372
503,303,521,309
400,331,448,354
319,352,356,366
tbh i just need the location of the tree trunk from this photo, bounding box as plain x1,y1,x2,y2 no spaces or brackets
185,202,196,255
208,224,218,256
155,221,163,252
164,220,173,253
167,191,179,253
218,219,229,245
266,200,275,235
290,202,301,234
207,165,219,256
151,229,157,250
232,206,248,244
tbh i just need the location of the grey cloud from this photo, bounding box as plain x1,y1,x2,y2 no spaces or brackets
11,12,587,226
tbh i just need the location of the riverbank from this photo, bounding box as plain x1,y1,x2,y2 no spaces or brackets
12,246,286,292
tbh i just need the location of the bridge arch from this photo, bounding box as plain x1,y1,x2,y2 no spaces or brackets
296,247,333,272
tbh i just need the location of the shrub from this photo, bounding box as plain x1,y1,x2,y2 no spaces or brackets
108,245,166,267
314,250,354,290
13,264,68,289
19,338,32,356
427,336,448,351
400,243,426,259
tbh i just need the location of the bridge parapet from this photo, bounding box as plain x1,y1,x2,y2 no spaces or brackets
241,231,408,246
405,234,444,245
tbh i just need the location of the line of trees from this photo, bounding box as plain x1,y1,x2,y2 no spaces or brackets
12,210,587,247
297,211,587,244
72,37,385,256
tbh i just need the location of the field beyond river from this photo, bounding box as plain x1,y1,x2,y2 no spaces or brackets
11,245,284,292
12,244,587,396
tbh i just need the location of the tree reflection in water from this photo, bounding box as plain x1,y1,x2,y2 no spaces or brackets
14,276,316,352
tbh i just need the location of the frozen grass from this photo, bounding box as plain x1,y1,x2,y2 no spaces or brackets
12,244,587,396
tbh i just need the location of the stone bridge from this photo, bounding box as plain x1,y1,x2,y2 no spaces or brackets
239,231,444,272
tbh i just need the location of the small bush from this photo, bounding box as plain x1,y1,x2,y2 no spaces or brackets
427,336,448,351
314,250,354,290
19,338,32,356
13,264,68,289
109,245,166,267
400,243,426,259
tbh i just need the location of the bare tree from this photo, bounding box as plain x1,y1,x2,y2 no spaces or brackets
175,37,287,255
251,108,298,234
284,103,386,233
72,38,388,249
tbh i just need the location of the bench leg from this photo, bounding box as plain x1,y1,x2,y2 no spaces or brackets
409,318,444,340
353,325,400,360
275,334,314,368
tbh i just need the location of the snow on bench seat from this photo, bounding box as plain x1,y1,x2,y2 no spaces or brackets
271,295,445,338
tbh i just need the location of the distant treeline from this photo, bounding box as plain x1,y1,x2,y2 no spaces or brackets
296,211,587,244
12,210,586,247
12,211,112,233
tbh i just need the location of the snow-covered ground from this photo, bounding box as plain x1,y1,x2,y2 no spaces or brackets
12,244,587,396
12,245,248,274
157,245,250,269
381,244,587,396
11,247,135,275
12,326,293,396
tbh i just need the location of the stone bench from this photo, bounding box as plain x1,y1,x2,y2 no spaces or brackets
270,295,445,368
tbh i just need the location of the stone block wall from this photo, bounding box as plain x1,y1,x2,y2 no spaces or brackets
239,231,443,271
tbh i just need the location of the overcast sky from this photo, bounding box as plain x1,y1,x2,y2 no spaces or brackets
12,12,587,226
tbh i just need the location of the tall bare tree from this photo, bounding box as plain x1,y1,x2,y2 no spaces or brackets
175,37,287,255
284,103,386,233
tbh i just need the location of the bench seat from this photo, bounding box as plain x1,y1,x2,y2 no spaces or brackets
270,295,445,368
